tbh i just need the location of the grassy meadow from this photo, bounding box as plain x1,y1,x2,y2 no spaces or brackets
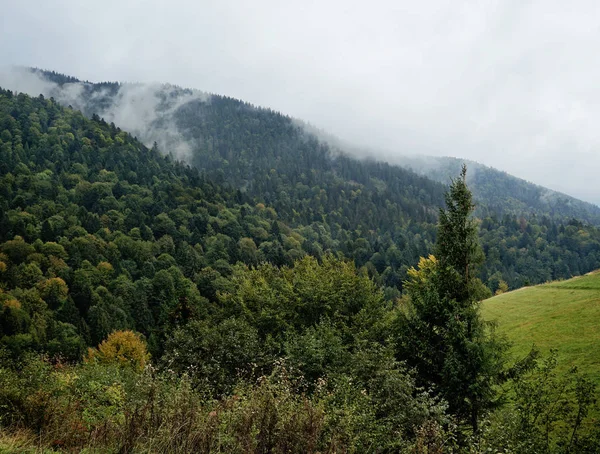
482,271,600,384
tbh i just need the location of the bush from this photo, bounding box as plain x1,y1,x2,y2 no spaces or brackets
163,317,264,396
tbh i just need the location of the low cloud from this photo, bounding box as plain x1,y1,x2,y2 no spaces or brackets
0,67,209,162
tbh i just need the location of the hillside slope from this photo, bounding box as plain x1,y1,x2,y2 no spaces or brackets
401,155,600,224
482,272,600,384
4,69,600,290
0,87,340,357
31,68,600,225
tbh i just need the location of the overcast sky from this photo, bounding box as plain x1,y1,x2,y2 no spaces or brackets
1,0,600,203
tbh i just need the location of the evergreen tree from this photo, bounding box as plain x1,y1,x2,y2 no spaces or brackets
436,165,485,304
397,165,507,434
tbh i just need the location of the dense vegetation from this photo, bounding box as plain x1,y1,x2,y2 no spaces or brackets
27,69,600,292
401,155,600,225
0,87,335,358
1,86,599,452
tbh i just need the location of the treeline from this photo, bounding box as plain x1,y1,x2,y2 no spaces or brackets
480,215,600,289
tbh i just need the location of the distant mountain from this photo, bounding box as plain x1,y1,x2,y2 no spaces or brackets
27,69,600,226
4,68,600,291
400,155,600,225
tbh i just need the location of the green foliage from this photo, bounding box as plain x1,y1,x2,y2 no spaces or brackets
0,88,337,360
435,165,485,303
0,354,450,453
284,320,349,385
397,166,509,434
474,349,600,453
163,317,263,396
219,255,387,342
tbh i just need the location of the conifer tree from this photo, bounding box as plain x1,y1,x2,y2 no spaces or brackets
436,164,485,305
397,164,506,434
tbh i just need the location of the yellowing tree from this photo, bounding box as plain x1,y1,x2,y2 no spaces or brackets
85,330,150,372
404,255,438,295
2,298,21,310
495,280,509,295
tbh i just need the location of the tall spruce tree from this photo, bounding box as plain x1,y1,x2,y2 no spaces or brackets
397,164,507,434
436,165,485,305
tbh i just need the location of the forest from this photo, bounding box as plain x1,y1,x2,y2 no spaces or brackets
0,86,599,452
23,69,600,292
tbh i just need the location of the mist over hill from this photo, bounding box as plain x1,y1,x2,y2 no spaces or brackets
399,155,600,223
2,67,599,226
2,67,600,290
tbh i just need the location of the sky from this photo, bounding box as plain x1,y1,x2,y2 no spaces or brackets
1,0,600,203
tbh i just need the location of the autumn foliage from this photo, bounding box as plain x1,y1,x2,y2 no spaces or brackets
85,330,150,371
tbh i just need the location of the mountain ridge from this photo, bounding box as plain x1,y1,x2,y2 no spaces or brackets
19,67,600,226
2,69,600,291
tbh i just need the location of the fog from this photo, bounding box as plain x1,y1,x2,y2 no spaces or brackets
1,0,600,203
0,67,210,162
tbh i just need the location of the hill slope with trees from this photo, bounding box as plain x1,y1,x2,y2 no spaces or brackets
34,68,600,224
5,68,599,291
1,87,599,451
400,155,600,224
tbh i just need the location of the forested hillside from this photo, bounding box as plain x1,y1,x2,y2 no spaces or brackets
0,87,360,358
34,69,600,227
1,88,599,452
401,155,600,224
11,69,600,291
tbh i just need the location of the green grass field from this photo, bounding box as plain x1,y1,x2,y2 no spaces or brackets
481,272,600,384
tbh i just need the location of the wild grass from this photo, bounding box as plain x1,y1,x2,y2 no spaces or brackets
0,357,448,454
0,429,56,454
482,272,600,385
